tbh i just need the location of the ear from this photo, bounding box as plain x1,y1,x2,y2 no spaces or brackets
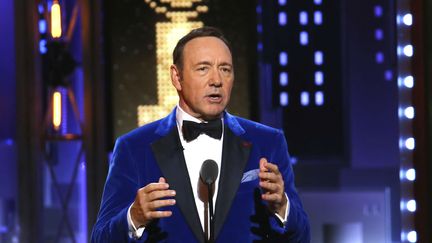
170,64,182,91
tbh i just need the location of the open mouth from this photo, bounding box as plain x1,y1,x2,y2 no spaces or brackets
207,93,222,102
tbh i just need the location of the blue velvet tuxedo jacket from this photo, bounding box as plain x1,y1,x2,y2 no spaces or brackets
91,109,310,242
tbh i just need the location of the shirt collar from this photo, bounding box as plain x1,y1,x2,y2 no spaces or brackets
175,105,224,139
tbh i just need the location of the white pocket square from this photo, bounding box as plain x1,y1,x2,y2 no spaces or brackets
241,169,259,183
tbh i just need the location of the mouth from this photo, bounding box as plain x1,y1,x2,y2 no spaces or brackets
206,93,223,103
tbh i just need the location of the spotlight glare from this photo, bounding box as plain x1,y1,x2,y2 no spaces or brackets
403,13,413,26
404,106,415,119
299,11,308,25
405,137,415,150
301,92,310,106
300,31,309,45
280,92,289,106
407,231,417,243
279,72,288,86
403,76,414,88
406,199,416,212
315,71,324,86
279,52,288,66
406,168,416,181
314,51,323,65
403,45,414,57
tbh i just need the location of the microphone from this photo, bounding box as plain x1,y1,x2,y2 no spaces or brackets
199,159,218,243
200,159,219,185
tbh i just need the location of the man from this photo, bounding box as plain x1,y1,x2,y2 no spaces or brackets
92,27,310,242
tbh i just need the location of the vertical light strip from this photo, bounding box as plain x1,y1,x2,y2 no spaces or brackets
53,91,62,130
51,0,62,38
397,0,416,242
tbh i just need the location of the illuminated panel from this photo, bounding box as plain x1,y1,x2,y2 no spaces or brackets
137,0,208,126
268,0,343,157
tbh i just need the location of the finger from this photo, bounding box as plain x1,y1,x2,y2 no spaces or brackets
159,177,166,183
261,192,283,203
145,210,173,220
147,189,176,201
258,171,280,182
264,162,280,175
141,182,170,193
259,180,281,193
259,158,268,172
148,198,176,211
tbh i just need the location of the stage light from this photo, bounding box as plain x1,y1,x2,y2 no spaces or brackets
407,231,417,242
279,52,288,66
299,11,308,25
314,0,322,5
406,168,416,181
53,91,62,130
374,5,383,17
39,39,47,54
403,44,413,57
403,75,414,88
376,52,384,63
315,71,324,85
314,11,322,25
406,200,416,212
315,91,324,106
278,0,286,6
257,42,263,51
300,91,309,106
279,12,287,26
279,72,288,86
375,28,383,40
405,137,415,150
39,19,47,34
300,31,308,45
257,24,263,33
280,92,288,106
385,70,393,81
314,51,323,65
402,13,413,26
51,0,62,38
404,106,415,119
38,3,44,14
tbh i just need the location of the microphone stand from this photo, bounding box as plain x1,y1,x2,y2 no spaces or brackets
207,183,215,243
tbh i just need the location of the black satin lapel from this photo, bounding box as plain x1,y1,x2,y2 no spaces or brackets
214,127,251,238
151,129,205,243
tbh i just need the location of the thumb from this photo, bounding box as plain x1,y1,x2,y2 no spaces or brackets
259,158,268,172
159,177,166,183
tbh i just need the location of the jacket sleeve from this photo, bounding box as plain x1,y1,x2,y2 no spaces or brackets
91,138,149,243
268,130,311,243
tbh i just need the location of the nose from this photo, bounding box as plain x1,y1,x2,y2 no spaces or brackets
209,68,222,87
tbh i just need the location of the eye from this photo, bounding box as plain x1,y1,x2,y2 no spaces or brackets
197,66,208,72
221,66,232,74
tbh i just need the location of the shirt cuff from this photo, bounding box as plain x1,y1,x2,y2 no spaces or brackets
127,204,145,239
274,193,290,226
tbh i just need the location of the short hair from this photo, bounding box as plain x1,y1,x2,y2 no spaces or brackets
172,26,232,70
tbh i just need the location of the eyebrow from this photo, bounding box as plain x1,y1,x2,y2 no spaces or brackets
194,61,233,67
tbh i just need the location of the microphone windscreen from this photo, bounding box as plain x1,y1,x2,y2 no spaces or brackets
200,159,219,185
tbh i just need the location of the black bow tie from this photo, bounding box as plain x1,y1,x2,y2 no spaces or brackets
182,119,223,142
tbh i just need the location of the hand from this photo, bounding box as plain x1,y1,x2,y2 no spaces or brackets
258,158,287,218
130,177,176,228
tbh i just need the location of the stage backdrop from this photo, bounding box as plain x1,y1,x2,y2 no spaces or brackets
105,0,257,143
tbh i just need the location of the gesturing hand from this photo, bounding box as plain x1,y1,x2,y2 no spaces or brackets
258,158,288,218
130,177,176,228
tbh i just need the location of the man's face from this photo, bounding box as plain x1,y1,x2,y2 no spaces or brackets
171,36,234,121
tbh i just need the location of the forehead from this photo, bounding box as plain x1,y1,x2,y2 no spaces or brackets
182,36,232,63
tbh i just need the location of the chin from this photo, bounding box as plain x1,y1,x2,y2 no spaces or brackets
202,109,224,120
